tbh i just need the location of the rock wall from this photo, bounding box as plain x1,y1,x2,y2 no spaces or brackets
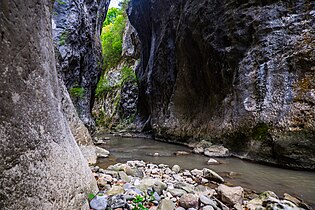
0,0,97,209
128,0,315,169
93,18,140,130
52,0,110,130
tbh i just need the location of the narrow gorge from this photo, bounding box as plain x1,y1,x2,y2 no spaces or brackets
0,0,314,209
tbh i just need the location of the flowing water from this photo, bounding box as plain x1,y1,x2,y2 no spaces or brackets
97,135,315,207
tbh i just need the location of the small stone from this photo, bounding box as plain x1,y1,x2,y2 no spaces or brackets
203,168,224,183
202,205,214,210
217,184,244,206
157,199,175,210
90,194,108,210
207,158,220,165
153,152,159,157
96,147,110,158
168,188,187,197
119,171,131,182
109,194,126,209
199,195,217,208
193,147,204,154
106,186,124,196
179,193,199,209
172,165,181,173
176,207,185,210
183,170,192,176
191,169,203,177
164,168,173,175
204,145,229,157
175,151,190,156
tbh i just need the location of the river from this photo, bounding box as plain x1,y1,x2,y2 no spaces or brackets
96,135,315,207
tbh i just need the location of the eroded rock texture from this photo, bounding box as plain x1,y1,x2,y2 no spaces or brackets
93,18,140,129
52,0,110,130
129,0,315,169
0,1,97,209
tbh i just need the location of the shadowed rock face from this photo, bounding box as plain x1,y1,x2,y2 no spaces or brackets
128,0,315,169
0,0,97,209
52,0,110,130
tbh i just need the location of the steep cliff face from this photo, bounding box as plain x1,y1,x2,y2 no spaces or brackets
129,0,315,169
93,18,140,130
52,0,110,130
0,0,97,209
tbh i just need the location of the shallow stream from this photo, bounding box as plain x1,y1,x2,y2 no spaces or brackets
97,135,315,207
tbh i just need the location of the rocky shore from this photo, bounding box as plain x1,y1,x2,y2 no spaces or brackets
89,160,310,210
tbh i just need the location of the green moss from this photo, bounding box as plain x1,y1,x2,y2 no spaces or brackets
57,0,66,5
69,86,85,98
121,66,137,84
251,123,269,141
59,31,68,46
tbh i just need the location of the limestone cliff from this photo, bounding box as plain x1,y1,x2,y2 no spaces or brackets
0,0,97,209
128,0,315,169
52,0,110,130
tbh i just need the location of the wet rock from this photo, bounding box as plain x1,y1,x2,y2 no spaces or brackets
128,0,315,170
90,194,108,210
157,199,175,210
204,146,229,157
96,147,110,158
172,165,181,173
217,184,244,206
283,193,311,209
207,158,220,165
175,151,190,156
179,194,199,209
203,168,225,183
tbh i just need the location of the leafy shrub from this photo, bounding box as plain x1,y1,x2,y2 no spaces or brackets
69,86,85,98
95,76,112,98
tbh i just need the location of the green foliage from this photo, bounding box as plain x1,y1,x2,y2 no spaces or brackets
57,0,66,5
101,7,126,70
121,66,137,84
69,86,85,98
103,8,121,26
95,76,112,98
88,193,95,200
59,31,68,46
252,123,269,141
132,195,149,210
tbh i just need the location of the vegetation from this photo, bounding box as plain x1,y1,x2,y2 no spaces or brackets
69,86,85,98
101,7,126,70
59,31,68,46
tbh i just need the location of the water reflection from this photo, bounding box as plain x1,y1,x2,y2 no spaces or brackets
97,135,315,207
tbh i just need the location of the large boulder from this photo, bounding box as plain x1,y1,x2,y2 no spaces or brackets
128,0,315,169
0,0,97,209
52,0,110,130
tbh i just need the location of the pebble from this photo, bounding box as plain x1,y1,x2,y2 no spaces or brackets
172,165,181,173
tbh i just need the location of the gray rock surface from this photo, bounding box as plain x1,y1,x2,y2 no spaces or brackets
60,80,97,164
52,0,110,130
128,0,315,169
0,0,97,209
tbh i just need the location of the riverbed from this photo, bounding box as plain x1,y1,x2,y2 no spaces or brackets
96,135,315,207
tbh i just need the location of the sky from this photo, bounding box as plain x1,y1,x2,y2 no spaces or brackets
109,0,120,8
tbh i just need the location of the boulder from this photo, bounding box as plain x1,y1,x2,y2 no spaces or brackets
179,194,199,209
157,199,175,210
204,146,229,157
203,168,225,183
96,147,110,158
172,165,181,173
217,184,244,206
